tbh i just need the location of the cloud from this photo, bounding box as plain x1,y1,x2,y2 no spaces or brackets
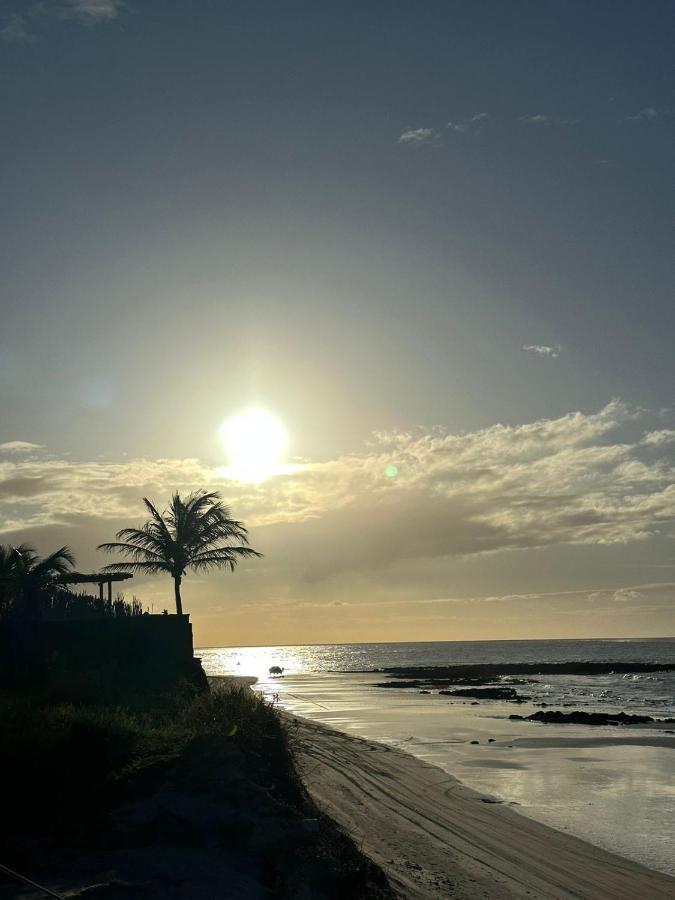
518,114,577,126
641,430,675,447
0,477,48,500
0,441,44,453
401,582,671,609
398,128,439,146
1,402,675,587
522,344,561,358
447,112,488,134
63,0,123,23
0,13,29,41
1,1,123,40
623,107,659,122
612,587,640,603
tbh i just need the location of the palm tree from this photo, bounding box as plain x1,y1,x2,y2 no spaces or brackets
97,491,262,615
0,543,76,618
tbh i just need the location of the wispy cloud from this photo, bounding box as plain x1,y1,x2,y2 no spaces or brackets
398,127,439,146
522,344,562,358
63,0,123,24
447,112,488,134
0,13,30,41
623,107,659,122
519,114,549,124
518,114,577,126
0,441,44,453
641,430,675,447
1,1,123,41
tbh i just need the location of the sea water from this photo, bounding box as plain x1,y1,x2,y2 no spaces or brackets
199,638,675,875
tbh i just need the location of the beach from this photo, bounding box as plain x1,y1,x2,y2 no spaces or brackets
254,669,675,875
202,639,675,894
289,714,675,899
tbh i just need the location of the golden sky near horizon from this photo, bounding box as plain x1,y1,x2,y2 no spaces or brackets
2,401,674,646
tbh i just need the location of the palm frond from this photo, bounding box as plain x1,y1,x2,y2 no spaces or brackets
141,497,174,542
30,546,76,578
101,560,171,574
97,541,166,562
113,527,172,552
189,545,263,572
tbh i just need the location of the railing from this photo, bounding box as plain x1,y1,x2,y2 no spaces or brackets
0,862,66,899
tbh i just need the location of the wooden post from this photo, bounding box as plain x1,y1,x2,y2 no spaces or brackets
99,581,104,602
107,580,112,604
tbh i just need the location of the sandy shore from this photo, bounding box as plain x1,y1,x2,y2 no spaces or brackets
288,714,675,900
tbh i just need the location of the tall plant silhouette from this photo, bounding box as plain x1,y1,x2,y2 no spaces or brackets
98,491,262,615
0,543,76,618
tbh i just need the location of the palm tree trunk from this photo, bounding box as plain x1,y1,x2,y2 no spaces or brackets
173,575,183,616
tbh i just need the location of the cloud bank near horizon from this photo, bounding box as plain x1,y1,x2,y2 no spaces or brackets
1,401,674,573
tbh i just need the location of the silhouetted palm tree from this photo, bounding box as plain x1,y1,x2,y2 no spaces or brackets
97,491,262,615
0,543,76,618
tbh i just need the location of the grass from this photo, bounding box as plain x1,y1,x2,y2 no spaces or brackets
0,683,394,898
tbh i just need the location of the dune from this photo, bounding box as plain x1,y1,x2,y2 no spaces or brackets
288,715,675,900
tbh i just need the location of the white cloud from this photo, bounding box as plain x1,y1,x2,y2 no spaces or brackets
398,127,439,146
612,587,640,603
519,114,549,124
64,0,123,23
431,582,672,609
518,114,577,126
641,430,675,447
623,107,659,122
522,344,562,358
447,112,488,133
0,441,44,453
1,1,122,40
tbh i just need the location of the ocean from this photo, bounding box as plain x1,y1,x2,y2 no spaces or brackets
200,638,675,718
199,638,675,875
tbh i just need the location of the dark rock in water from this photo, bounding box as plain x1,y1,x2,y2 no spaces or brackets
488,738,495,743
371,662,675,678
439,687,530,702
510,710,675,726
470,701,479,705
470,740,479,745
419,690,431,694
374,675,514,690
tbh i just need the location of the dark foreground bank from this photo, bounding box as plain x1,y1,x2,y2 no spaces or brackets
0,681,393,899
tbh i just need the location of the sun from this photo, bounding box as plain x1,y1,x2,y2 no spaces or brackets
219,409,288,482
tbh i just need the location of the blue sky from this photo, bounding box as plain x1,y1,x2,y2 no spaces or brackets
1,1,673,643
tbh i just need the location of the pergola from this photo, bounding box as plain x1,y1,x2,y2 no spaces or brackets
57,572,133,603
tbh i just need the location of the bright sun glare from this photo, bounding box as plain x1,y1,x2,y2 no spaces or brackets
219,409,288,482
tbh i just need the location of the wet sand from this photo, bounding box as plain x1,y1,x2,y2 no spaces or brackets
257,670,675,875
289,714,675,899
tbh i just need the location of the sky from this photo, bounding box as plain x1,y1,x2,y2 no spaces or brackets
1,0,674,646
